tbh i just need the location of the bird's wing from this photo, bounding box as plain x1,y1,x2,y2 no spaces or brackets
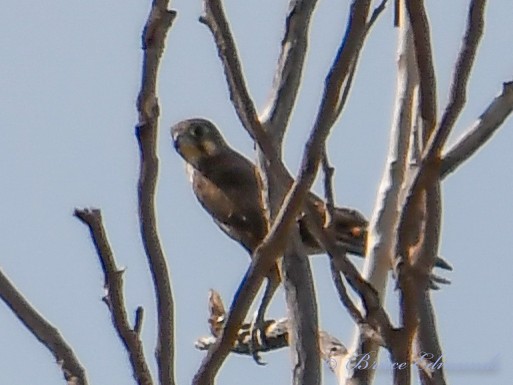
191,169,263,252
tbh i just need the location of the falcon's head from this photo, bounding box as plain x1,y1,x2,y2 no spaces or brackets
171,118,227,169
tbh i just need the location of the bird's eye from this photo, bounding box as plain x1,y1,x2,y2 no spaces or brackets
191,124,205,138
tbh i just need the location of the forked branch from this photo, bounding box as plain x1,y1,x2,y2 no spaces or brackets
75,208,153,385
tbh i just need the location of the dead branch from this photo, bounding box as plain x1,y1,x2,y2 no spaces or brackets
329,258,363,324
260,0,318,139
441,80,513,178
405,0,437,139
196,290,346,371
407,12,488,377
280,232,321,383
199,0,276,159
257,2,322,378
74,208,153,385
436,0,486,147
341,6,416,383
321,147,336,223
0,269,88,385
192,109,331,384
135,2,176,385
195,319,289,354
327,0,390,127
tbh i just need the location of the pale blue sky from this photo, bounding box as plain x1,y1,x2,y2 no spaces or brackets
1,1,512,385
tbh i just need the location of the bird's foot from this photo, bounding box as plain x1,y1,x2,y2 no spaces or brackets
430,255,452,289
393,255,452,290
248,310,267,365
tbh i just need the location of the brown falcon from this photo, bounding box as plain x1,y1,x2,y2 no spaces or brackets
171,118,451,362
171,118,367,256
171,118,367,354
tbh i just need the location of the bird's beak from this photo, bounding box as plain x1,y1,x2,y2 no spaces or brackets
171,128,203,163
171,130,182,152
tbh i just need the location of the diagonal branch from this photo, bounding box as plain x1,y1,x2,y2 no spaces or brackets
260,0,319,139
75,208,153,385
135,2,176,385
436,0,486,148
195,2,378,384
411,0,488,275
329,258,363,324
0,269,88,385
441,80,513,178
200,0,275,158
318,0,372,128
327,0,390,127
192,108,335,384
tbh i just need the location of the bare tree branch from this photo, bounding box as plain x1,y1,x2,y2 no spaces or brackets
194,1,377,383
329,258,363,323
327,0,389,127
403,3,488,371
0,269,88,385
260,0,319,139
405,0,437,139
200,0,276,159
135,2,176,385
303,214,396,342
280,232,320,383
321,147,336,223
75,208,153,385
197,291,289,353
192,116,331,384
436,0,486,147
341,6,416,383
197,289,346,373
441,80,513,178
258,7,328,376
195,319,289,354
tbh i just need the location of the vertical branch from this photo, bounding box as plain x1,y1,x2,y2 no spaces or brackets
404,0,437,140
410,4,486,384
135,2,176,385
339,4,416,383
281,234,321,385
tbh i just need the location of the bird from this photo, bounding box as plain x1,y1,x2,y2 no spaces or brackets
171,118,367,254
171,118,368,362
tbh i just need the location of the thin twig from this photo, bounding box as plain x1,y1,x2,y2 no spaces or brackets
135,2,176,385
0,269,88,385
321,147,336,224
329,258,363,323
75,208,153,385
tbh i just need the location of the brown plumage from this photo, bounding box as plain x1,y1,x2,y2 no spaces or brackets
171,118,367,361
172,118,367,256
